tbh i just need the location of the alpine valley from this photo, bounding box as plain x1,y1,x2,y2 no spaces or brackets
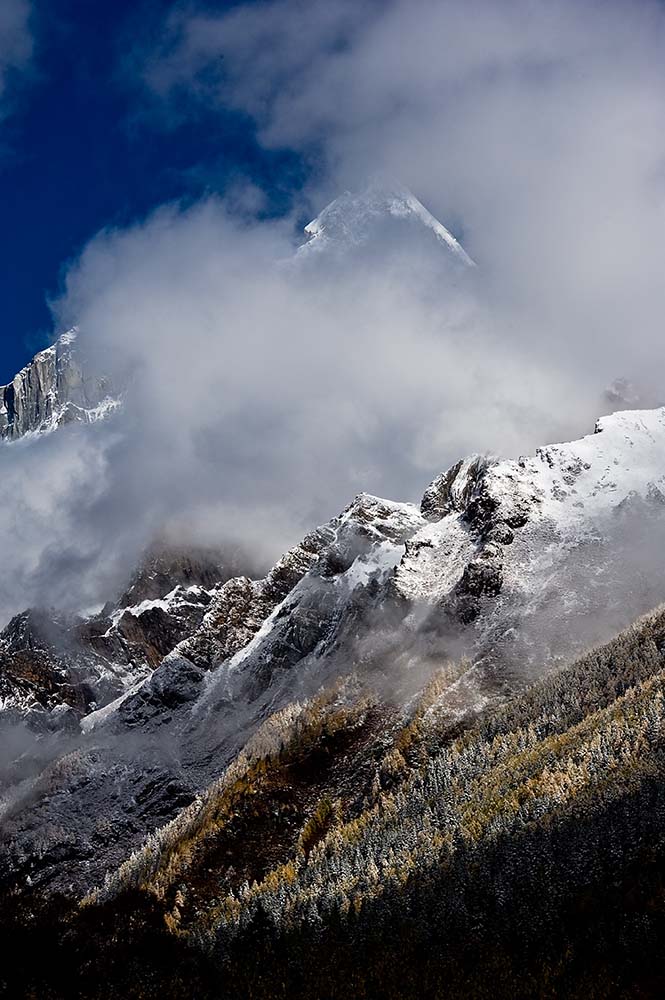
2,188,665,1000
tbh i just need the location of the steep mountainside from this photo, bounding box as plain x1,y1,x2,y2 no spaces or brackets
0,546,244,730
95,604,665,1000
6,403,665,734
2,406,665,914
0,329,119,441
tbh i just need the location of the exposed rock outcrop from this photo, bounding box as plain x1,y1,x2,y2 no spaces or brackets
0,547,244,727
0,330,119,441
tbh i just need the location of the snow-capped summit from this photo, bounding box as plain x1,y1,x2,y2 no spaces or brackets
297,182,476,266
0,328,120,442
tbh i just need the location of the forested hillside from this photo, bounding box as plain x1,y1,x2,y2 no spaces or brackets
4,606,665,998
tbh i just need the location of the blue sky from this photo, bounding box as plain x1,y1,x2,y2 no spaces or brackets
0,0,304,383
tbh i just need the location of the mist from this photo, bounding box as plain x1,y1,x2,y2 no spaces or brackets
0,0,31,108
1,0,665,626
12,193,574,622
144,0,665,381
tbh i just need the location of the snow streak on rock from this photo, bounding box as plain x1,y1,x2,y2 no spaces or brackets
0,329,119,442
297,182,476,266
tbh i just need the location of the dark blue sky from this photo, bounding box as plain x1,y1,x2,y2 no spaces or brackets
0,0,304,383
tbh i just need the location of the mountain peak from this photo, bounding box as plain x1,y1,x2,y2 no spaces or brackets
0,327,118,442
297,182,476,266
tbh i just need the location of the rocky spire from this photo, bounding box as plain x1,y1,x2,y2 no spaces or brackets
0,329,119,441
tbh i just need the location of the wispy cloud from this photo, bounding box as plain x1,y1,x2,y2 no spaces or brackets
0,0,32,110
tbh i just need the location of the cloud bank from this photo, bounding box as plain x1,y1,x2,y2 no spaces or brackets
2,0,665,624
145,0,665,387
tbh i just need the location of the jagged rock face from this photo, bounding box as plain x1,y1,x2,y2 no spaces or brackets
398,407,665,665
0,598,188,730
88,494,421,737
0,494,426,895
174,526,334,671
0,549,244,728
0,611,91,725
80,546,249,675
81,589,212,673
0,599,205,733
420,455,491,521
0,330,119,441
115,545,243,607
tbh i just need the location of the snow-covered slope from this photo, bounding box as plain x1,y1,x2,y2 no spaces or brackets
420,407,665,552
99,404,665,751
68,404,665,745
0,329,119,442
397,407,665,657
297,182,475,266
7,405,665,736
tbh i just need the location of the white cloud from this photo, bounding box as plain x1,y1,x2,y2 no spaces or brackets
3,0,665,623
0,187,580,623
144,0,665,393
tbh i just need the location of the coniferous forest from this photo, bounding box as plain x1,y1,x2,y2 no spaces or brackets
4,607,665,998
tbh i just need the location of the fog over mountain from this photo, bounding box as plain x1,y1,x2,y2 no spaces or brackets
5,166,659,625
146,0,665,399
0,183,588,625
3,0,662,624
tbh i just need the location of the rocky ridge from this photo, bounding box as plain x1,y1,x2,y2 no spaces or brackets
4,406,665,738
3,406,665,901
0,329,120,441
